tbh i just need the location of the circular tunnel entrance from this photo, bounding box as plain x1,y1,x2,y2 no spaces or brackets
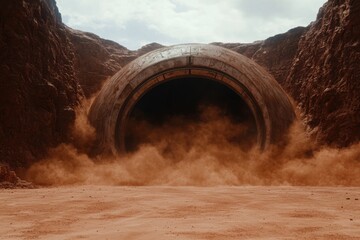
89,44,295,155
125,77,257,152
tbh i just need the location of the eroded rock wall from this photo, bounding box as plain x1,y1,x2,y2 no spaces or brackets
67,28,137,97
285,0,360,146
0,0,154,169
213,26,306,85
0,0,82,167
67,31,164,97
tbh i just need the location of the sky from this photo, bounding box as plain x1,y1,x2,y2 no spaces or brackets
57,0,327,50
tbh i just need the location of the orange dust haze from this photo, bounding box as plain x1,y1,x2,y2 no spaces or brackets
26,101,360,186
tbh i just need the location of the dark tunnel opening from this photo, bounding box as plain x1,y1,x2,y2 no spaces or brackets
124,77,258,154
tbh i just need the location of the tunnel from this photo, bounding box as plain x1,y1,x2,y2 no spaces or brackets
125,77,258,153
89,44,295,155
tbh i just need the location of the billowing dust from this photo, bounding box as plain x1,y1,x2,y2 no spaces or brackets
26,100,360,186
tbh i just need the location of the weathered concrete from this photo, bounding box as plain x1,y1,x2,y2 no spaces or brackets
89,44,295,154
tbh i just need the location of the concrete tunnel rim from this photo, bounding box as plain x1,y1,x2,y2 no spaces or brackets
88,43,295,155
115,66,268,152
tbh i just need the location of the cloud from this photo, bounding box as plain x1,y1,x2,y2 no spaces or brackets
56,0,326,50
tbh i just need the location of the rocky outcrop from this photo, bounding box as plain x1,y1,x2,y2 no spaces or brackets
0,165,18,184
213,26,306,85
0,164,33,188
0,0,164,169
285,0,360,147
136,42,165,56
67,28,137,97
0,0,82,168
67,33,164,97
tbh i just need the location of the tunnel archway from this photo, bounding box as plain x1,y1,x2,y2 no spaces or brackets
89,44,295,155
125,77,258,153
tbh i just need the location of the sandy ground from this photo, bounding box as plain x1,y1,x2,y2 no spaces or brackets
0,186,360,240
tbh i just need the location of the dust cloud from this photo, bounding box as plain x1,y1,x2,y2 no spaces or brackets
26,101,360,187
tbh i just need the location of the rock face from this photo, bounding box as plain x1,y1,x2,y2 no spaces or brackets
213,26,306,85
0,165,18,184
67,31,164,97
0,164,33,188
285,0,360,147
136,42,165,56
0,0,161,168
0,0,82,168
67,28,137,97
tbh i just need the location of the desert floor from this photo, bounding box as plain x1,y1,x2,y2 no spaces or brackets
0,186,360,239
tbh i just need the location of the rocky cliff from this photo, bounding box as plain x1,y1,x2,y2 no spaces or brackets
67,28,137,97
213,26,306,85
67,31,163,97
0,0,162,169
285,0,360,147
0,0,83,168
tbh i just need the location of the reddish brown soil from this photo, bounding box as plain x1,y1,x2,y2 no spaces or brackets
1,186,359,239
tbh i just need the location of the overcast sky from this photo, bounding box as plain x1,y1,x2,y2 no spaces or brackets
57,0,327,50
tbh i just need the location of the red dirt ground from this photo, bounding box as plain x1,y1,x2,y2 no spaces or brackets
1,186,360,239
